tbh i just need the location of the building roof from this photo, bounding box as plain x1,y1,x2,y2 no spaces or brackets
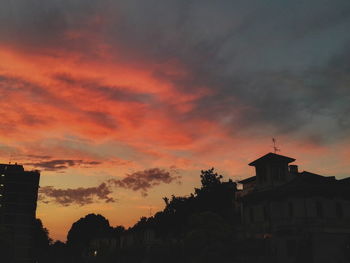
238,176,256,184
292,171,335,184
240,171,350,202
0,163,25,173
248,152,295,166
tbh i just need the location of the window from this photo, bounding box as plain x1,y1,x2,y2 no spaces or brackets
336,202,343,218
288,202,294,218
316,201,323,218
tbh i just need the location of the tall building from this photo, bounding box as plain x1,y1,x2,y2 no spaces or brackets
0,163,40,263
238,153,350,263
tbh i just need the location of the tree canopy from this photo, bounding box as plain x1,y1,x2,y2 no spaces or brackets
67,213,112,258
32,218,52,262
128,168,238,239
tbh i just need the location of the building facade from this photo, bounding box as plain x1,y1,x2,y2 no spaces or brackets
238,153,350,263
0,163,40,263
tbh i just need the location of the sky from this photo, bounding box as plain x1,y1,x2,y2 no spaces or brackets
1,0,350,241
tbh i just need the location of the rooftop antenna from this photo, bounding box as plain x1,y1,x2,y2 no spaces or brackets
149,206,153,217
272,138,281,153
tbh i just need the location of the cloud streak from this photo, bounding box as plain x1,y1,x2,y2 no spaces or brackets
39,167,181,205
39,183,115,206
108,168,181,196
25,159,101,171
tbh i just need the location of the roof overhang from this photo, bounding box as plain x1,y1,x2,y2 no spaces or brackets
249,152,295,166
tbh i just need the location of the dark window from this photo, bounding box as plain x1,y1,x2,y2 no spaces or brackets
336,202,343,218
288,202,294,218
316,201,323,218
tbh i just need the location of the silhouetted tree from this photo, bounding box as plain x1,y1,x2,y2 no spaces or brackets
49,241,68,263
161,194,195,236
196,168,223,193
32,218,52,262
195,168,237,222
66,214,112,262
133,216,148,230
112,225,125,236
130,168,238,243
184,212,233,263
74,168,239,263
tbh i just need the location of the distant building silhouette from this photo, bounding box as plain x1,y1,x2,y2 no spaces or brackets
238,153,350,263
0,164,40,263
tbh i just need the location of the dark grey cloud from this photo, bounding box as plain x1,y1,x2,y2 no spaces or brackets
124,0,350,144
1,0,350,144
185,44,350,143
39,183,115,206
39,167,181,205
25,159,101,171
108,168,181,196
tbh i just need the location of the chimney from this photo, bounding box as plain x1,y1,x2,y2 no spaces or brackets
289,165,298,175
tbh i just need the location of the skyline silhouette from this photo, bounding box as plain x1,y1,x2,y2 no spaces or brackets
2,152,350,263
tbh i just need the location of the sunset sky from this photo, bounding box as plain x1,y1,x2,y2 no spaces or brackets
1,0,350,241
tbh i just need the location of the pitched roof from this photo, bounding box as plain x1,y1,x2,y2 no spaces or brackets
248,152,295,166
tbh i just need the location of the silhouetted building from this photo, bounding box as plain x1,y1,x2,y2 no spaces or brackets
238,153,350,263
0,163,40,263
